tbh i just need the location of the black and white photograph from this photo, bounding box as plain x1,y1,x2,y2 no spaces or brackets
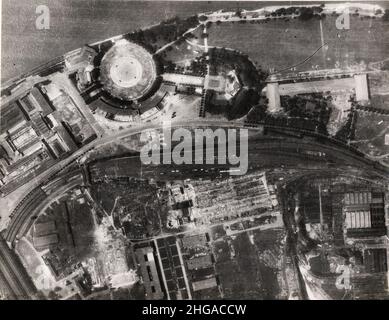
1,0,389,307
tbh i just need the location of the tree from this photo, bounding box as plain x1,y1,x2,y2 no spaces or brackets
235,9,242,18
299,7,314,21
198,15,207,22
383,9,389,21
228,89,260,120
246,99,268,123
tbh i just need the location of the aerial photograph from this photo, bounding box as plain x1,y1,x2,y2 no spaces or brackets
0,0,389,305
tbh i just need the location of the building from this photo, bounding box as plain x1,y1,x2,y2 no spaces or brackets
170,183,196,205
204,75,226,92
344,191,386,238
0,101,27,136
301,187,332,225
0,84,78,196
34,221,57,236
65,45,97,70
110,271,138,289
354,74,369,102
32,220,59,250
192,276,217,292
156,237,190,300
135,247,164,300
162,73,205,87
345,210,371,229
160,82,177,93
187,255,213,270
181,233,208,249
29,87,55,116
364,248,388,273
8,126,41,156
265,73,369,114
204,71,241,100
45,133,70,158
266,82,281,113
224,71,241,98
33,234,59,250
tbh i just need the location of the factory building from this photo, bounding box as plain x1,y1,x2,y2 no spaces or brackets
135,247,164,300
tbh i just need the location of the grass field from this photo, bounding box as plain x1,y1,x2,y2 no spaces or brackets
205,16,389,73
353,111,389,157
368,72,389,96
163,41,204,68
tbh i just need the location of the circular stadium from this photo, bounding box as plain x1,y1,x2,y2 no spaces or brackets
99,39,157,101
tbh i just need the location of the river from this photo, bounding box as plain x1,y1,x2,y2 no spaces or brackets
1,1,388,82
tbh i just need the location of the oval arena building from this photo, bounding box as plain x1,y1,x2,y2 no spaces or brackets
99,39,157,102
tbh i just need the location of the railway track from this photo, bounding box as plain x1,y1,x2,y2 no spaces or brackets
4,122,389,248
0,262,17,300
5,171,83,245
0,236,37,299
5,189,47,244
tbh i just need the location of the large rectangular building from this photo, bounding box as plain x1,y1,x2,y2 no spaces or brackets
344,191,386,238
0,101,27,135
345,209,371,229
192,277,217,292
34,221,57,237
135,247,164,300
354,74,369,102
162,73,205,87
364,249,388,273
187,255,213,271
33,234,59,250
157,237,190,300
266,82,281,113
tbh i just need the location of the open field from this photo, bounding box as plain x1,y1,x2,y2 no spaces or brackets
90,179,166,239
163,41,204,68
370,94,389,111
368,72,389,96
15,238,55,292
205,18,321,72
205,16,389,73
212,229,284,299
353,111,389,157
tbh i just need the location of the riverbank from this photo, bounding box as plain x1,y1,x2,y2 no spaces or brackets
201,2,385,22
